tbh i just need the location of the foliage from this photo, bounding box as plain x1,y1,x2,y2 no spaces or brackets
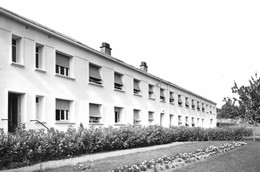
218,97,242,119
0,125,252,170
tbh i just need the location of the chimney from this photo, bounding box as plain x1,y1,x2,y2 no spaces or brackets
100,42,112,55
140,61,148,72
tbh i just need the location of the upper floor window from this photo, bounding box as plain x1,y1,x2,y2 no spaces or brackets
185,97,189,108
148,84,155,99
133,79,141,95
178,95,183,106
197,101,200,111
202,103,205,112
11,35,23,64
35,44,45,70
160,88,166,102
114,72,124,90
56,99,70,121
169,92,174,104
56,52,71,77
89,63,102,85
191,99,195,109
114,107,123,124
89,103,102,124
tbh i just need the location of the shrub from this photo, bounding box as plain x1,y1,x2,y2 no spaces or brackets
0,125,252,170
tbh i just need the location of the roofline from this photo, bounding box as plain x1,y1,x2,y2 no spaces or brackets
0,7,216,105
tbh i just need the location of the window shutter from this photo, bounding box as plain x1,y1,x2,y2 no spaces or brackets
114,73,123,86
160,89,165,98
89,104,101,117
89,64,102,80
56,53,70,68
134,80,141,91
56,99,70,110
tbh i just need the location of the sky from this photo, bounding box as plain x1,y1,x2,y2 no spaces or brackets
1,0,260,108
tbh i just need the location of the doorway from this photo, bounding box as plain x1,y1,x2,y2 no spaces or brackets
8,93,22,132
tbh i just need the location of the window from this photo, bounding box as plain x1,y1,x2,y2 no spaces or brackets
210,106,212,114
169,92,174,104
148,111,154,125
202,118,204,127
178,95,183,106
148,84,154,98
56,99,70,121
114,107,123,123
89,103,102,124
210,119,213,125
36,96,44,121
185,97,189,108
56,52,71,77
202,103,205,112
160,113,164,126
35,44,44,69
160,88,165,102
133,109,141,125
191,99,195,109
191,117,195,127
197,101,200,111
133,79,141,95
170,114,174,127
89,63,102,85
178,115,182,126
185,116,189,126
12,35,22,64
114,72,124,90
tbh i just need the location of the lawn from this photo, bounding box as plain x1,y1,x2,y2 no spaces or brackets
42,141,236,172
173,141,260,172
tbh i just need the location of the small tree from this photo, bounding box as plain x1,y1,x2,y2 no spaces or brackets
218,97,242,119
230,73,260,141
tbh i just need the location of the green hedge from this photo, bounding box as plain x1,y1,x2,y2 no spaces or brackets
0,125,252,170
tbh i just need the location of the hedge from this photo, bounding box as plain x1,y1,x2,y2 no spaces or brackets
0,124,252,170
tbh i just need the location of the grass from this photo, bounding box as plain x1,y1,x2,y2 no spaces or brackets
173,141,260,172
42,141,235,172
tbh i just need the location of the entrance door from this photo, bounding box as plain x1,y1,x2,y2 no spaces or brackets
8,93,21,132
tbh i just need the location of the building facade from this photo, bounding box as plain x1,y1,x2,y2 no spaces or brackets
0,7,217,132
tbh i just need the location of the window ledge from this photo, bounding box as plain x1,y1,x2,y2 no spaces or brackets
11,62,25,68
55,74,75,80
89,123,104,126
170,102,175,105
114,123,125,126
133,93,142,97
148,96,155,100
114,88,125,93
35,68,47,73
89,82,103,87
55,121,76,124
160,100,166,103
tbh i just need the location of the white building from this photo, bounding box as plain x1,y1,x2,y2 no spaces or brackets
0,7,217,132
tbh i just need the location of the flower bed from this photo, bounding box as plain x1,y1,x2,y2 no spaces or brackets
111,142,247,172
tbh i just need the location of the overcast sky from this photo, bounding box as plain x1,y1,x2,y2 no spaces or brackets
1,0,260,108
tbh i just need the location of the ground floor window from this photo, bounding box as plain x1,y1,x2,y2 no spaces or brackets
56,99,70,121
89,103,102,124
133,109,141,125
114,107,123,123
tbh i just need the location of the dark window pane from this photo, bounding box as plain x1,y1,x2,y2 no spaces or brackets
60,110,64,120
56,110,60,120
56,65,59,74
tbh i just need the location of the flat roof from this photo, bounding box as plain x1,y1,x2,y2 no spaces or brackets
0,7,216,105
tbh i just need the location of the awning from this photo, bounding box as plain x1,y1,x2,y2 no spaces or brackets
170,94,174,100
56,53,70,68
89,104,101,117
149,85,153,92
178,96,183,103
134,80,141,91
114,73,123,86
160,89,165,97
89,64,102,80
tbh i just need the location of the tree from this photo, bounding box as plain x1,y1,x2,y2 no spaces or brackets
218,97,242,119
228,73,260,141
